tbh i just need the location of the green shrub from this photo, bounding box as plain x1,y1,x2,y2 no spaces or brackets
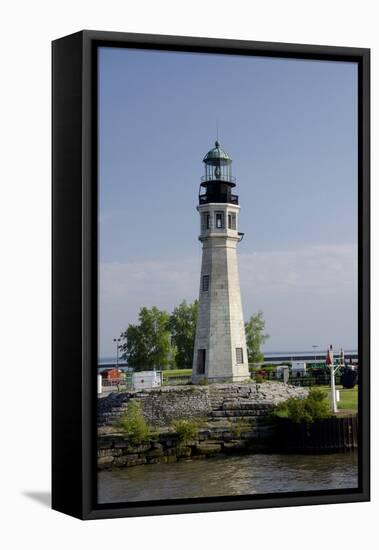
254,375,264,384
270,389,331,424
172,419,198,445
261,364,276,372
115,400,152,444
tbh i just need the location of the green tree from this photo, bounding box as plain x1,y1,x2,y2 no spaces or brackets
120,306,171,370
168,300,198,369
245,310,269,364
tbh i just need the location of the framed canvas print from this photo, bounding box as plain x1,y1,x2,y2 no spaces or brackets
52,30,370,520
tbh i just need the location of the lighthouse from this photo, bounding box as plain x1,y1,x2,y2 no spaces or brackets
192,141,250,383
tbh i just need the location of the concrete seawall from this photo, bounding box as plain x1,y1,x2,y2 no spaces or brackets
98,423,274,470
97,382,309,470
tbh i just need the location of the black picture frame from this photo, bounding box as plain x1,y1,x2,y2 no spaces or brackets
52,30,370,520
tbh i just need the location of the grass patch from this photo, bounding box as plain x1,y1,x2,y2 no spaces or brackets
163,369,192,378
313,385,358,411
338,387,358,410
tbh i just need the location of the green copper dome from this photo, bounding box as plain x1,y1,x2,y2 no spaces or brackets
203,140,232,165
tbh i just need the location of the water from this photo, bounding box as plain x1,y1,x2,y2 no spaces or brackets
98,453,358,504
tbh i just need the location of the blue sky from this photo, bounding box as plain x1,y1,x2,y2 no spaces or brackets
98,47,358,359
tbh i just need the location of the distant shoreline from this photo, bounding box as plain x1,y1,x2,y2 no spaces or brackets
98,349,358,366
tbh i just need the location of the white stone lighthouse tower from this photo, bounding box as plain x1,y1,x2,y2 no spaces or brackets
192,141,250,383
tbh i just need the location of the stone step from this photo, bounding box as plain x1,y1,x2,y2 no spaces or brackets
209,416,266,423
99,412,117,418
209,430,258,440
210,410,266,418
98,414,119,423
210,402,257,408
220,402,272,409
210,407,273,414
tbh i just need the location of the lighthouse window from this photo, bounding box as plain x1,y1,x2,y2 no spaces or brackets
228,213,236,230
215,211,224,229
236,347,244,364
201,212,210,230
202,275,210,292
197,349,206,374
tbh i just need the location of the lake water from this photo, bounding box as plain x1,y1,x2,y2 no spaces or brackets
98,452,358,504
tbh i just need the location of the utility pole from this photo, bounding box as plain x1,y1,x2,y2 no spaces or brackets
113,337,121,369
312,344,319,364
326,344,337,413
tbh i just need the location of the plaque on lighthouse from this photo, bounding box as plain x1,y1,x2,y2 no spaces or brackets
192,141,250,383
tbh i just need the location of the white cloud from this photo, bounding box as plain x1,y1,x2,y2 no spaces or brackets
100,256,200,302
239,243,357,294
99,243,357,357
99,257,200,357
239,244,357,352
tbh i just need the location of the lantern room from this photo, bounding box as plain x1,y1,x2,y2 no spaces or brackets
199,141,238,205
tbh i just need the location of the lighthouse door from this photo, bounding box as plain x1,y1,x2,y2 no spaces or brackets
197,349,206,374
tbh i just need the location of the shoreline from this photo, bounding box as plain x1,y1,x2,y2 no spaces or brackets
97,382,357,471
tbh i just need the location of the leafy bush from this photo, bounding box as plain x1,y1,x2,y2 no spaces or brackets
172,419,198,444
256,369,269,378
270,389,331,424
254,375,265,384
261,364,277,372
115,400,152,444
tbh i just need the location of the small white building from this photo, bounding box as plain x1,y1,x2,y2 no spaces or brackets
276,365,289,379
132,371,161,390
291,361,307,376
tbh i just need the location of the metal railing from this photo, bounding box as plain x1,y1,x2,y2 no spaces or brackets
199,193,239,205
251,370,344,387
162,374,192,386
200,175,236,183
101,376,134,389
